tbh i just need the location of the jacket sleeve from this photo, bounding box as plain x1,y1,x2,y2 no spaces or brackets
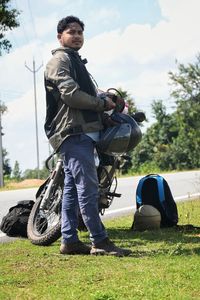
45,53,105,112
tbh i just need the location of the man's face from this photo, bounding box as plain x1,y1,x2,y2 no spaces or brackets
57,22,84,50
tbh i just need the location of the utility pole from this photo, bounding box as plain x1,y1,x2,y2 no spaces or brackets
25,58,43,179
0,101,4,187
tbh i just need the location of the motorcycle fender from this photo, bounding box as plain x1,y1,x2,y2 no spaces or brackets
35,177,50,199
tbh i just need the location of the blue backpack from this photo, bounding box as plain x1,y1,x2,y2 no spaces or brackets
136,174,178,227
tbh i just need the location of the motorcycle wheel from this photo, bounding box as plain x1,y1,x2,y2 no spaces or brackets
27,177,63,246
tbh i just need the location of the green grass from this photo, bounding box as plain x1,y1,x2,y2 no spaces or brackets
0,199,200,300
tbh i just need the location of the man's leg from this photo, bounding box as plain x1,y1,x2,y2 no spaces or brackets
61,167,79,244
60,138,91,254
61,134,107,244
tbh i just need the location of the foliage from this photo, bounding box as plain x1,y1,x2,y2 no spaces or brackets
23,163,50,180
116,87,146,174
2,148,11,176
130,54,200,173
116,87,137,115
168,55,200,169
0,101,7,114
0,0,20,55
12,160,21,181
131,100,178,172
1,103,11,178
169,54,200,101
0,199,200,300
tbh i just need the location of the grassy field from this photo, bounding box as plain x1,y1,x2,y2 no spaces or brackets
0,199,200,300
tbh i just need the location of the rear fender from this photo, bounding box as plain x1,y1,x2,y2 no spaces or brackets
35,177,50,199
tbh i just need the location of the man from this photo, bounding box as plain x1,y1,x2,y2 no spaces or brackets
44,15,132,256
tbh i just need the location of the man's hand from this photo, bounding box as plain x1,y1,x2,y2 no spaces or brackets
98,89,125,112
102,113,119,127
104,96,116,111
105,92,125,112
98,92,116,111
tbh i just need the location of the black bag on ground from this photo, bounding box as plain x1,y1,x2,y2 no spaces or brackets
0,200,34,237
134,174,178,228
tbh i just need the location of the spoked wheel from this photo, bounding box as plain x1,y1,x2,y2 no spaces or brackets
27,177,63,246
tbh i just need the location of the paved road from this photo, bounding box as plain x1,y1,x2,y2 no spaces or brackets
0,188,37,223
0,170,200,241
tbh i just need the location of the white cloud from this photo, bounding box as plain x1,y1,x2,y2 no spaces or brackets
159,0,200,21
126,70,170,100
46,0,67,4
2,83,48,170
158,0,200,60
34,13,58,38
88,7,120,25
0,42,43,92
83,2,200,68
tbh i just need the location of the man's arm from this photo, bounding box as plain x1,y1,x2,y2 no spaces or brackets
45,54,114,112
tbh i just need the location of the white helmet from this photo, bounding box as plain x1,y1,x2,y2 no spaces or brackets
133,205,161,231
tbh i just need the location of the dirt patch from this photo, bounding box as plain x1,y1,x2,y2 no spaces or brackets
7,179,45,189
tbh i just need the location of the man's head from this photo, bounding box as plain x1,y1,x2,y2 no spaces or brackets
57,16,84,50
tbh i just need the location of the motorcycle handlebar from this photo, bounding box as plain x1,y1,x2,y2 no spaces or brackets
45,152,56,170
131,111,146,123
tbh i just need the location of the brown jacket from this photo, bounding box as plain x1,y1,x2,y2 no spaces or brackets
44,47,105,150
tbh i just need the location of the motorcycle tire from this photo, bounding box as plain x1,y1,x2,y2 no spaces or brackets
27,177,63,246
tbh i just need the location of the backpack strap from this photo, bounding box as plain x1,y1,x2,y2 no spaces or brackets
136,174,165,207
136,176,149,205
154,175,165,205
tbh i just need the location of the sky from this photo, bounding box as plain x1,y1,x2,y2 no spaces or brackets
0,0,200,173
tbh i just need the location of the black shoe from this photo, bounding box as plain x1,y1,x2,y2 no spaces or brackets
60,241,91,255
90,238,132,257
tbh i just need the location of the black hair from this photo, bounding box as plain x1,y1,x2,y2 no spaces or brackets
57,16,85,33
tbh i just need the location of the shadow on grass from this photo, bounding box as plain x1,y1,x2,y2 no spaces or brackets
128,247,200,258
105,225,200,257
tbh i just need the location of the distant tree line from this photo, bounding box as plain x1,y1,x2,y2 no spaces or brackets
3,156,50,181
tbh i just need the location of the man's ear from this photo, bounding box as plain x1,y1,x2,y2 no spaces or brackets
57,33,61,41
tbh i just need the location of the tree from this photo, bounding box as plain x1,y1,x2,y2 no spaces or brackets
23,162,49,180
131,54,200,173
0,103,10,183
169,54,200,101
12,160,21,181
0,0,20,55
3,148,11,176
116,87,137,115
131,100,178,172
115,88,142,172
168,54,200,169
0,102,7,114
1,105,11,176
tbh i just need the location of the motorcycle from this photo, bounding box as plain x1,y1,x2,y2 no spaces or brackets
27,89,145,246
